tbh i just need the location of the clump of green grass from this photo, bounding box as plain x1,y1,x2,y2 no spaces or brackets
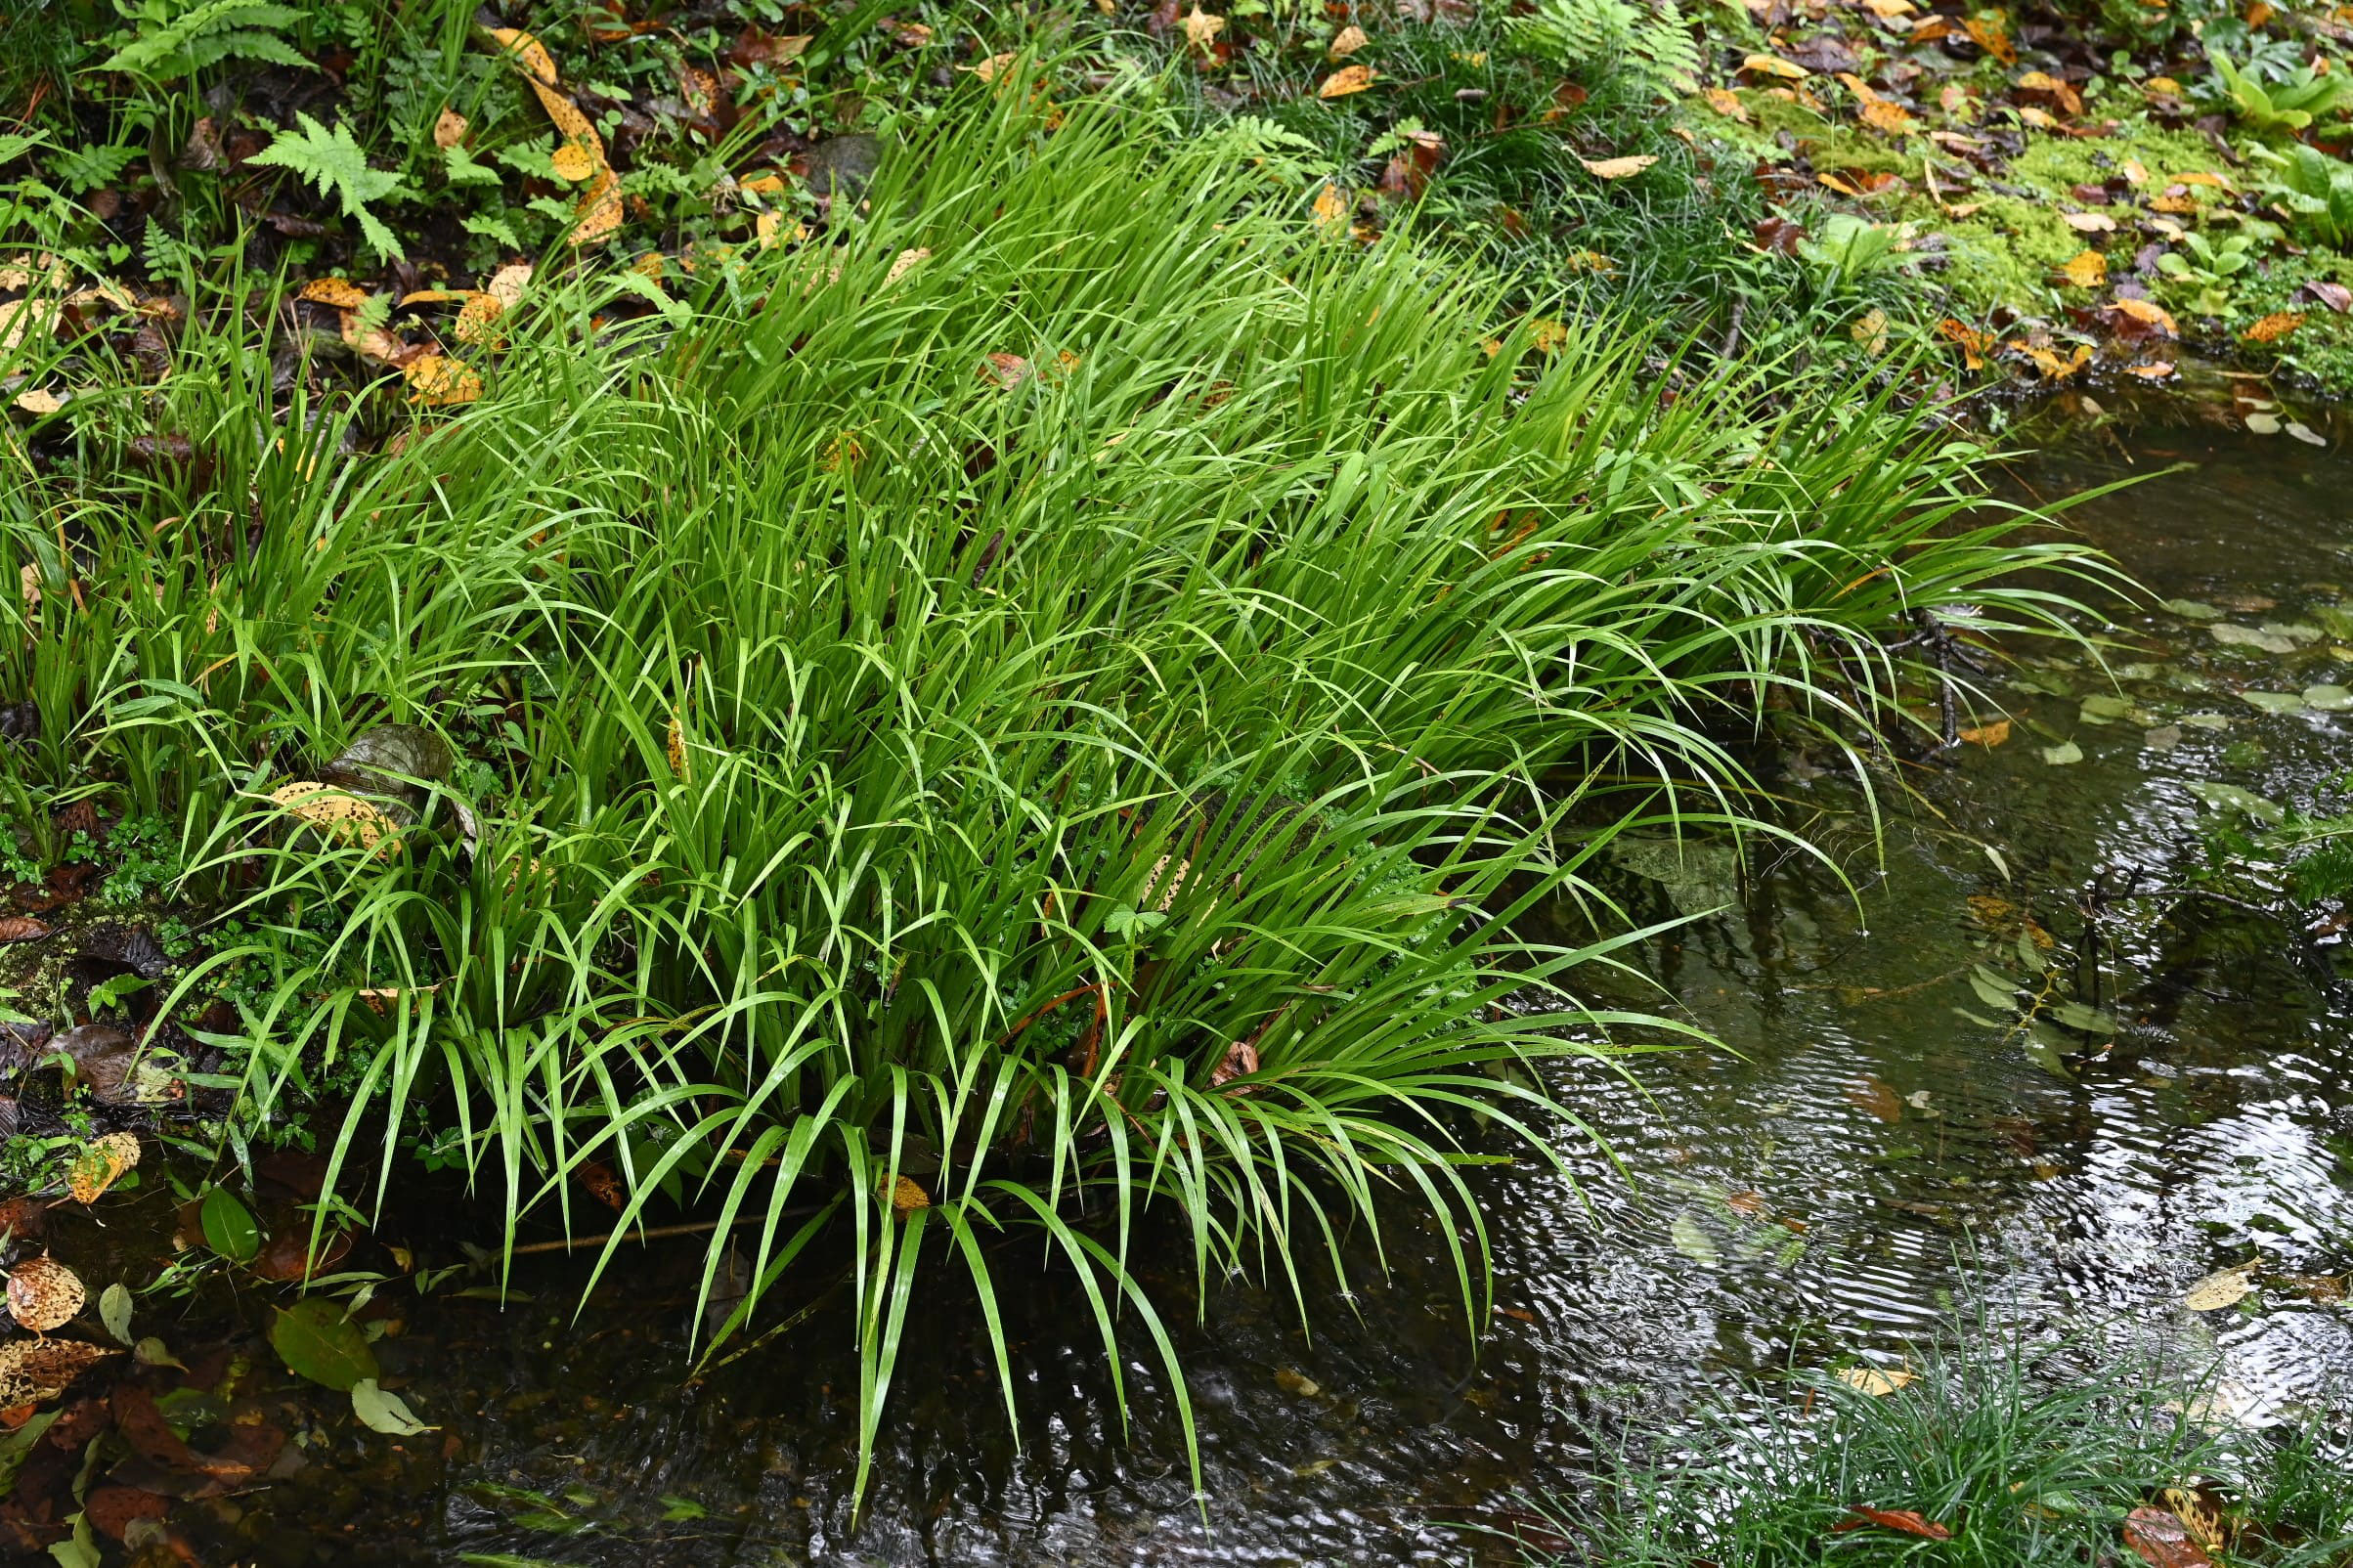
2,72,2106,1503
1512,1326,2353,1565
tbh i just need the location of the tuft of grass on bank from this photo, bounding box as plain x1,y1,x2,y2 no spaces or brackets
1511,1325,2353,1566
2,76,2109,1502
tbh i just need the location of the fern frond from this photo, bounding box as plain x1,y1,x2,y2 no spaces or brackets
1506,0,1700,99
247,112,408,260
98,0,308,81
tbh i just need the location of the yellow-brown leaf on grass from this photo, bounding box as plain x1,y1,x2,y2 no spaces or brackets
1320,64,1375,97
892,20,933,45
12,389,65,416
298,277,372,309
2061,249,2108,287
66,1132,139,1205
1859,96,1916,133
755,211,806,250
1863,0,1915,17
1528,317,1569,353
2172,169,2235,191
2244,311,2304,343
1957,719,2012,746
978,351,1032,389
1963,10,2016,63
1936,318,1993,369
2015,68,2082,114
1182,6,1225,48
2147,74,2185,95
885,1175,930,1214
573,166,624,244
1329,22,1369,57
2246,0,2277,22
1312,182,1351,234
271,781,402,852
2129,361,2177,379
488,24,558,85
1852,307,1890,353
2112,296,2179,335
666,712,689,779
886,246,931,285
403,353,483,407
550,140,598,182
2063,211,2116,233
966,51,1020,83
1911,14,1956,40
2150,188,2199,215
823,430,864,473
486,262,533,310
454,291,504,345
1702,86,1750,121
2120,156,2151,186
741,170,788,196
1742,52,1810,79
1580,153,1656,179
339,310,409,366
433,107,468,148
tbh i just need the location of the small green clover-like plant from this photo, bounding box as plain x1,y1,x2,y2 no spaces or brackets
247,111,407,259
2210,49,2353,136
2157,231,2256,315
2251,143,2353,250
97,0,310,83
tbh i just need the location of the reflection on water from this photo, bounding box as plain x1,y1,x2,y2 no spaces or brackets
102,407,2353,1565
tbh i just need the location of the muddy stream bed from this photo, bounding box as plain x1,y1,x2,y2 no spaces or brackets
14,399,2353,1566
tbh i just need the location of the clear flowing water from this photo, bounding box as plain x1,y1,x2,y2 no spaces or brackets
35,402,2353,1566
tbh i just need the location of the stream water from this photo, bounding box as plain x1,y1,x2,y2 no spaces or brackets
26,397,2353,1566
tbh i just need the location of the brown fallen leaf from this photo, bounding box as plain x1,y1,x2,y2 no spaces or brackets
1937,318,1993,370
0,916,49,941
2304,281,2353,314
2124,1505,2216,1568
978,352,1032,389
6,1255,85,1332
1580,153,1657,179
967,51,1020,83
2128,361,2177,380
886,1174,930,1214
1963,10,2016,63
2111,297,2179,336
1182,6,1224,48
1320,64,1375,97
1724,1189,1766,1215
1329,22,1369,57
1702,86,1749,122
433,107,468,148
1957,719,2011,747
0,1338,114,1408
1859,97,1916,133
1848,1075,1905,1122
1836,1506,1952,1540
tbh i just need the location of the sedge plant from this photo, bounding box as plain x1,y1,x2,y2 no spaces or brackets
0,74,2110,1506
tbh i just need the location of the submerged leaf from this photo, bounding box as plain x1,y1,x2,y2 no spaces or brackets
2182,1263,2255,1312
270,1299,379,1391
350,1378,435,1435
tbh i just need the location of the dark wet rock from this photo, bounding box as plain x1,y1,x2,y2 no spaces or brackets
799,135,882,205
323,724,455,804
79,925,169,980
0,701,36,741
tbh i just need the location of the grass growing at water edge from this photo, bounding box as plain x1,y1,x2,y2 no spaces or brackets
1511,1323,2353,1565
1,75,2113,1503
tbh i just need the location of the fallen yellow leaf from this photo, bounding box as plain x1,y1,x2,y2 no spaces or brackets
1859,97,1916,133
2063,211,2116,233
1329,22,1368,57
2061,249,2107,287
12,388,65,415
2244,311,2304,342
550,140,598,182
1320,64,1375,97
2120,156,2150,186
2111,296,2178,335
1702,86,1750,121
2183,1263,2255,1312
404,353,483,407
298,277,372,309
1312,183,1351,234
1837,1365,1917,1395
1580,153,1657,179
886,246,931,284
1957,719,2011,746
434,107,468,149
1183,6,1225,47
1742,52,1810,79
486,262,533,310
1963,10,2016,63
968,51,1020,83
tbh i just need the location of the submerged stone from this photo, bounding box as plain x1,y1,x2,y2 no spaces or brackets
324,725,455,804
